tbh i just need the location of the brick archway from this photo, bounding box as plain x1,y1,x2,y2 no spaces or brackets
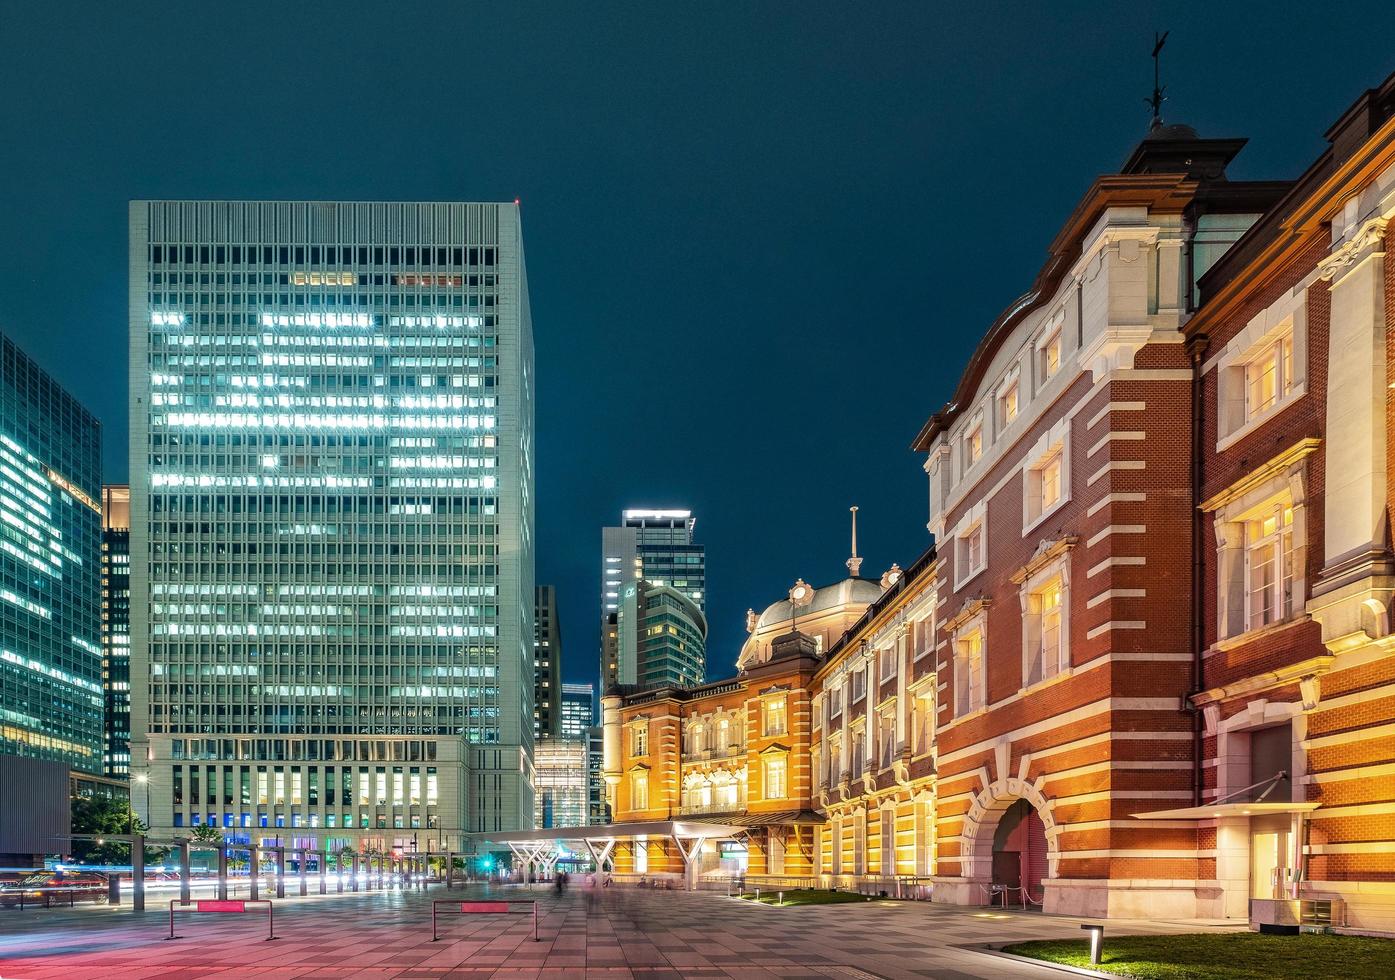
959,778,1060,885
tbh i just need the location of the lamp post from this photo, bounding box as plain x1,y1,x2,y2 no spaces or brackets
132,773,150,835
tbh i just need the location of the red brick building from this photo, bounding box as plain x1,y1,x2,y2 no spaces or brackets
1182,72,1395,932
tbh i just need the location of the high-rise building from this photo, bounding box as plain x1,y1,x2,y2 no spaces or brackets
600,510,704,689
129,201,536,845
559,682,595,740
102,485,132,776
533,585,561,740
615,581,707,688
0,334,104,772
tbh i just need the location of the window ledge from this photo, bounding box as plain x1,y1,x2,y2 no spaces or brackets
953,564,986,591
1022,494,1071,537
1017,666,1074,697
1208,614,1311,655
1216,385,1306,453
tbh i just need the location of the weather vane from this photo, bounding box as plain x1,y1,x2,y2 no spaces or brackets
1146,30,1169,128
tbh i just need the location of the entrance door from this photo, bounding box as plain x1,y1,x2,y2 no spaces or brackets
1250,825,1289,900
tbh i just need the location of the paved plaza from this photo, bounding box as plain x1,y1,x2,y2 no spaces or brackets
0,883,1241,979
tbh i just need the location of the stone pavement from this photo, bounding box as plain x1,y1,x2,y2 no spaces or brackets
0,882,1242,979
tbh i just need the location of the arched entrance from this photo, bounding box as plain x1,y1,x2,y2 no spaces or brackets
992,798,1048,904
958,779,1060,908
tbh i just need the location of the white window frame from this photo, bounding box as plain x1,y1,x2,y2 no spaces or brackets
952,501,988,589
1022,419,1071,535
962,411,985,473
762,752,788,800
995,370,1021,434
950,608,987,717
630,769,649,810
1019,557,1069,690
1206,448,1310,644
1035,314,1064,390
879,805,896,874
910,680,936,757
1244,501,1295,632
1214,287,1307,451
763,695,787,737
878,643,896,681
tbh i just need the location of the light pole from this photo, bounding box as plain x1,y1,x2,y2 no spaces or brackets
132,773,149,834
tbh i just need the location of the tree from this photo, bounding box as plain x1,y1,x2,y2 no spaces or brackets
190,824,224,845
70,794,167,866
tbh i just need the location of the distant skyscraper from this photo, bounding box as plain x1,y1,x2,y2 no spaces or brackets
560,683,595,740
102,486,132,776
600,510,704,689
615,581,707,688
533,585,561,740
0,334,103,772
129,201,535,844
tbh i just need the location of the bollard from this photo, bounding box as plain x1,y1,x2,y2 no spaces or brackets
1081,924,1104,965
755,888,760,903
778,890,784,906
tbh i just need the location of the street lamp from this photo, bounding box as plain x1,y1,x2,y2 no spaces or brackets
132,773,149,835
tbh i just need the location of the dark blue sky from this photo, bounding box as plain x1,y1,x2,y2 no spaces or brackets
1,2,1391,688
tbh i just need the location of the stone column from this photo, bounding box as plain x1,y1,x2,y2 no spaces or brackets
895,624,910,755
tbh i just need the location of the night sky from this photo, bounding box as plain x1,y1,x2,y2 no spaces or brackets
1,2,1391,690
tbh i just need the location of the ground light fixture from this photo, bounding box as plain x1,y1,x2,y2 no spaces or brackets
1081,923,1104,965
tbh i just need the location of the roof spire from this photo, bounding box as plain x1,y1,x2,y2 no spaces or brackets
846,505,863,577
1146,30,1169,128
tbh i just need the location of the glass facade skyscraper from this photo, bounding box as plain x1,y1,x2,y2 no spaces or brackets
0,334,103,772
600,509,705,689
129,201,535,847
102,485,132,776
533,584,561,740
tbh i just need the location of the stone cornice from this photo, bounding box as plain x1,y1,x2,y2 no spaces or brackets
1200,438,1321,512
1189,654,1335,708
1009,535,1079,585
1317,216,1389,283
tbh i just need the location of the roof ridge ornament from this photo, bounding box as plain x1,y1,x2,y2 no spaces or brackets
846,505,863,577
1146,30,1169,128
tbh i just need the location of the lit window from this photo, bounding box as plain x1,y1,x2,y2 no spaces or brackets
763,754,787,799
631,724,648,757
1023,423,1069,530
954,628,984,715
1245,335,1293,420
997,379,1019,430
1038,326,1062,383
956,517,986,585
630,771,649,810
764,697,787,737
1246,504,1294,629
1024,575,1066,686
965,422,983,466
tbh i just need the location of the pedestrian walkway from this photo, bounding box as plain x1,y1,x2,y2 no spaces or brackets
0,882,1242,978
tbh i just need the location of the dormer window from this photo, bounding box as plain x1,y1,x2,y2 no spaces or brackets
964,421,983,467
996,379,1019,431
1037,323,1062,386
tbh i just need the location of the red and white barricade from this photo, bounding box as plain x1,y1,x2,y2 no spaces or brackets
167,898,277,941
431,898,538,942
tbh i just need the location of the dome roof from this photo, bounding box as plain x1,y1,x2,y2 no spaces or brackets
753,577,884,631
1146,121,1200,141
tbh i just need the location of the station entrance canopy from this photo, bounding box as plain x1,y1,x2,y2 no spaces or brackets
466,820,743,890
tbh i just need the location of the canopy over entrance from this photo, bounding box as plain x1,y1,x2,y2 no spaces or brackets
465,820,744,890
1130,802,1321,820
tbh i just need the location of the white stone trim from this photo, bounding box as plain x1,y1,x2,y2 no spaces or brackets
1085,620,1146,640
1087,431,1145,457
1086,401,1146,430
1088,460,1145,486
1086,588,1146,609
1087,492,1145,518
1086,525,1145,548
1088,555,1145,577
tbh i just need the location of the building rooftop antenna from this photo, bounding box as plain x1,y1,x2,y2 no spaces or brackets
1146,30,1170,128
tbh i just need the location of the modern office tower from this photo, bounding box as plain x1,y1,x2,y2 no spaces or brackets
0,334,104,772
129,201,535,846
600,509,704,689
533,585,561,740
615,581,707,688
585,726,606,824
102,486,132,776
560,682,595,741
533,739,588,829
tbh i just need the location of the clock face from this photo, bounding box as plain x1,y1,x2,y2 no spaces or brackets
792,586,809,601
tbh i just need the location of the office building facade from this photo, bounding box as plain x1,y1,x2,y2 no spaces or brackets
560,682,594,740
615,581,707,688
601,510,704,689
533,739,588,829
129,200,535,848
0,334,104,773
102,485,132,776
533,585,561,740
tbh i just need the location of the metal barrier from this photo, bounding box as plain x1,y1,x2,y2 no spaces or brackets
167,899,277,941
431,899,538,942
0,886,106,909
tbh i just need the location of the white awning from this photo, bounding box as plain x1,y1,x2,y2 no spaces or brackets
464,819,745,845
1131,802,1321,820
